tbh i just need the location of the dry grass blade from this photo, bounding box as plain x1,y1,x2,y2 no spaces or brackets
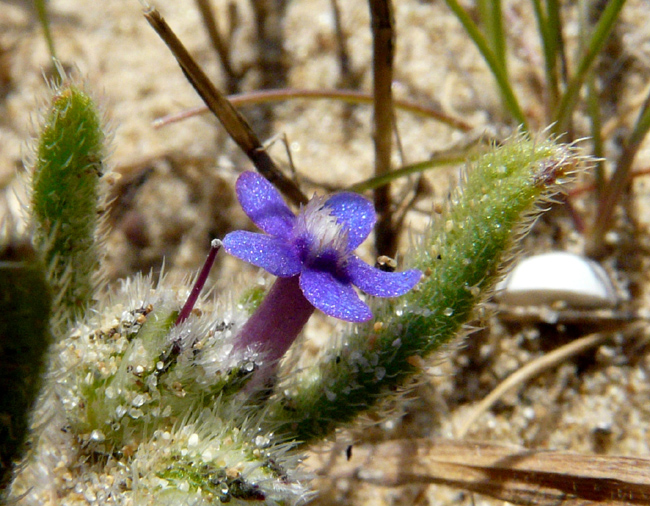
152,89,475,131
457,322,644,438
143,7,307,206
323,438,650,505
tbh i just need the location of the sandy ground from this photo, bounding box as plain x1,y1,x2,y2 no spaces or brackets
3,0,650,505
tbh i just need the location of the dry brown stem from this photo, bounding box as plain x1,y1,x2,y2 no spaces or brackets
324,437,650,505
143,7,307,206
369,0,397,256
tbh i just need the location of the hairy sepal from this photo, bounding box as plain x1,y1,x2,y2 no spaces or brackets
29,77,107,331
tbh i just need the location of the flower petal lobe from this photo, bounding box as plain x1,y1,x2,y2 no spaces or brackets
346,256,422,297
300,268,372,322
325,193,376,251
236,171,295,239
223,231,301,277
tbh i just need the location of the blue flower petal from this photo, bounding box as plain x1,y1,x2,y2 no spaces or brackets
346,256,422,297
325,192,376,251
223,231,302,277
300,268,372,322
236,171,296,239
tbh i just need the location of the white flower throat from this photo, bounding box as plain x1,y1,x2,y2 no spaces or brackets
297,196,349,257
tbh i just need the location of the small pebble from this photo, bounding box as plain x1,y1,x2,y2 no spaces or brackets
496,251,618,308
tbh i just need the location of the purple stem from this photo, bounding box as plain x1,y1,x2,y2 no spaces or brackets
175,239,222,326
233,275,314,365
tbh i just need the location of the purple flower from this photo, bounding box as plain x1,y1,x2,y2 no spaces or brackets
223,171,422,322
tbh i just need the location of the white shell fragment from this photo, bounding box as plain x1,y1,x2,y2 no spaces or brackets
496,251,617,308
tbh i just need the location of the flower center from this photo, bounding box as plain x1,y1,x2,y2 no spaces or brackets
294,196,349,269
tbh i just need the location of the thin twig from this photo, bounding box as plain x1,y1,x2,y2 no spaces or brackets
249,0,288,139
330,0,356,88
570,166,650,198
369,0,397,256
194,0,241,93
143,7,307,206
393,176,428,234
152,88,474,132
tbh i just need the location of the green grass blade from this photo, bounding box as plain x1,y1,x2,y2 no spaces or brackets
586,75,604,197
546,0,566,80
477,0,507,79
552,0,626,134
348,142,487,192
531,0,559,116
34,0,57,61
444,0,528,129
588,85,650,256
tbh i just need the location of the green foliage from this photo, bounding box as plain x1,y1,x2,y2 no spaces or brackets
443,0,641,260
551,0,626,134
31,80,105,329
238,283,267,315
0,240,51,491
35,0,57,61
9,106,579,503
444,0,627,134
6,6,591,503
443,0,527,128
